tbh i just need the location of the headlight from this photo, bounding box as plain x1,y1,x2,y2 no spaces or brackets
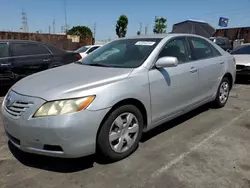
33,96,95,117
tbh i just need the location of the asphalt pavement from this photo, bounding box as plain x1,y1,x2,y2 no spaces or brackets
1,83,250,188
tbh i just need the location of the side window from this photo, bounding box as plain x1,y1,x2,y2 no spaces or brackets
0,43,9,58
87,46,99,54
158,38,190,63
11,43,50,56
189,37,220,60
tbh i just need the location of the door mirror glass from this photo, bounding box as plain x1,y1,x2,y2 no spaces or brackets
155,56,178,68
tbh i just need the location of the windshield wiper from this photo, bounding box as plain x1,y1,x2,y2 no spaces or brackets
87,63,113,67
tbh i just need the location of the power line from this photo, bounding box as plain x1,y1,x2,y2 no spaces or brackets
201,7,250,16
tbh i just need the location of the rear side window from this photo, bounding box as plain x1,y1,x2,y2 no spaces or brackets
189,37,221,60
87,46,100,54
11,43,51,56
231,45,250,55
0,43,9,58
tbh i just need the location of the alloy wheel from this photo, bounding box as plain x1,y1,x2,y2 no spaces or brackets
219,81,229,104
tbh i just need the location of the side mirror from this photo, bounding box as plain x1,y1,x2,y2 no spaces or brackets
155,57,178,68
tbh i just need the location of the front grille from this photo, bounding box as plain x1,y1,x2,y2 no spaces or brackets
236,65,245,70
5,100,33,118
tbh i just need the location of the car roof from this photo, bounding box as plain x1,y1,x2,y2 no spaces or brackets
240,43,250,46
0,39,45,44
210,37,229,40
83,45,102,48
121,33,209,40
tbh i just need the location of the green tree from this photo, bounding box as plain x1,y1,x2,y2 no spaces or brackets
116,15,128,38
153,17,167,34
137,31,141,35
67,26,93,37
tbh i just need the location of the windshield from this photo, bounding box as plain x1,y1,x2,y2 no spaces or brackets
80,38,162,68
231,45,250,55
75,46,90,53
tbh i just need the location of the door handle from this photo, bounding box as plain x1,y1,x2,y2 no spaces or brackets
190,67,198,73
220,61,224,65
0,63,11,66
43,59,51,62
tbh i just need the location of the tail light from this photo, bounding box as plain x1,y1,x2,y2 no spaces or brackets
75,53,82,60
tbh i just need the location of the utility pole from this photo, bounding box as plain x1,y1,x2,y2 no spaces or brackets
61,26,64,33
93,22,96,39
53,18,56,34
140,22,142,34
49,26,51,34
63,0,68,33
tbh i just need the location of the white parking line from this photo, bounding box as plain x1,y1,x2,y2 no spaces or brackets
151,107,250,178
0,156,13,161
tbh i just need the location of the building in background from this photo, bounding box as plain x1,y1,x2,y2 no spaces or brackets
0,31,92,50
172,19,215,38
214,27,250,43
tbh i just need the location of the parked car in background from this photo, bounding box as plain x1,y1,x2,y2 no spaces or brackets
209,37,232,52
1,34,236,161
0,40,81,86
231,43,250,77
75,45,102,59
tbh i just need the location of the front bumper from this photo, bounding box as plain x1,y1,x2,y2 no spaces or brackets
236,65,250,76
1,90,110,158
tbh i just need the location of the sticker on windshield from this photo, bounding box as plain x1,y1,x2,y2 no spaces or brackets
135,41,156,46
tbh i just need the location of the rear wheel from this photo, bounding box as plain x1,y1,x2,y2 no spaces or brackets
97,105,143,161
212,77,231,108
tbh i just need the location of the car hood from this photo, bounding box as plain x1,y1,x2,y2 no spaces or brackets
11,63,133,101
233,55,250,66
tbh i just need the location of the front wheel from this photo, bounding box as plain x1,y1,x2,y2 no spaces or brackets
97,105,143,161
212,77,231,108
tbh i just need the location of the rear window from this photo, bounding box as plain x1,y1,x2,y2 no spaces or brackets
0,43,9,58
75,46,90,53
231,45,250,55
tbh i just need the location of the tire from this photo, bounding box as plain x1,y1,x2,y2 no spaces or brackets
212,77,231,108
97,105,143,161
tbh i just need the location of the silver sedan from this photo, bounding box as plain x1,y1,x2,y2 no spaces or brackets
1,34,236,161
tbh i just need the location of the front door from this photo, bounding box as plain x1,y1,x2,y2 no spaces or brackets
148,37,199,123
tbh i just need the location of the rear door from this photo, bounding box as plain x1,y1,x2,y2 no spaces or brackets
187,37,224,101
10,42,53,78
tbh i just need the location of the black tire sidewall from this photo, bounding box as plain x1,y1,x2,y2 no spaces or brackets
97,105,143,161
